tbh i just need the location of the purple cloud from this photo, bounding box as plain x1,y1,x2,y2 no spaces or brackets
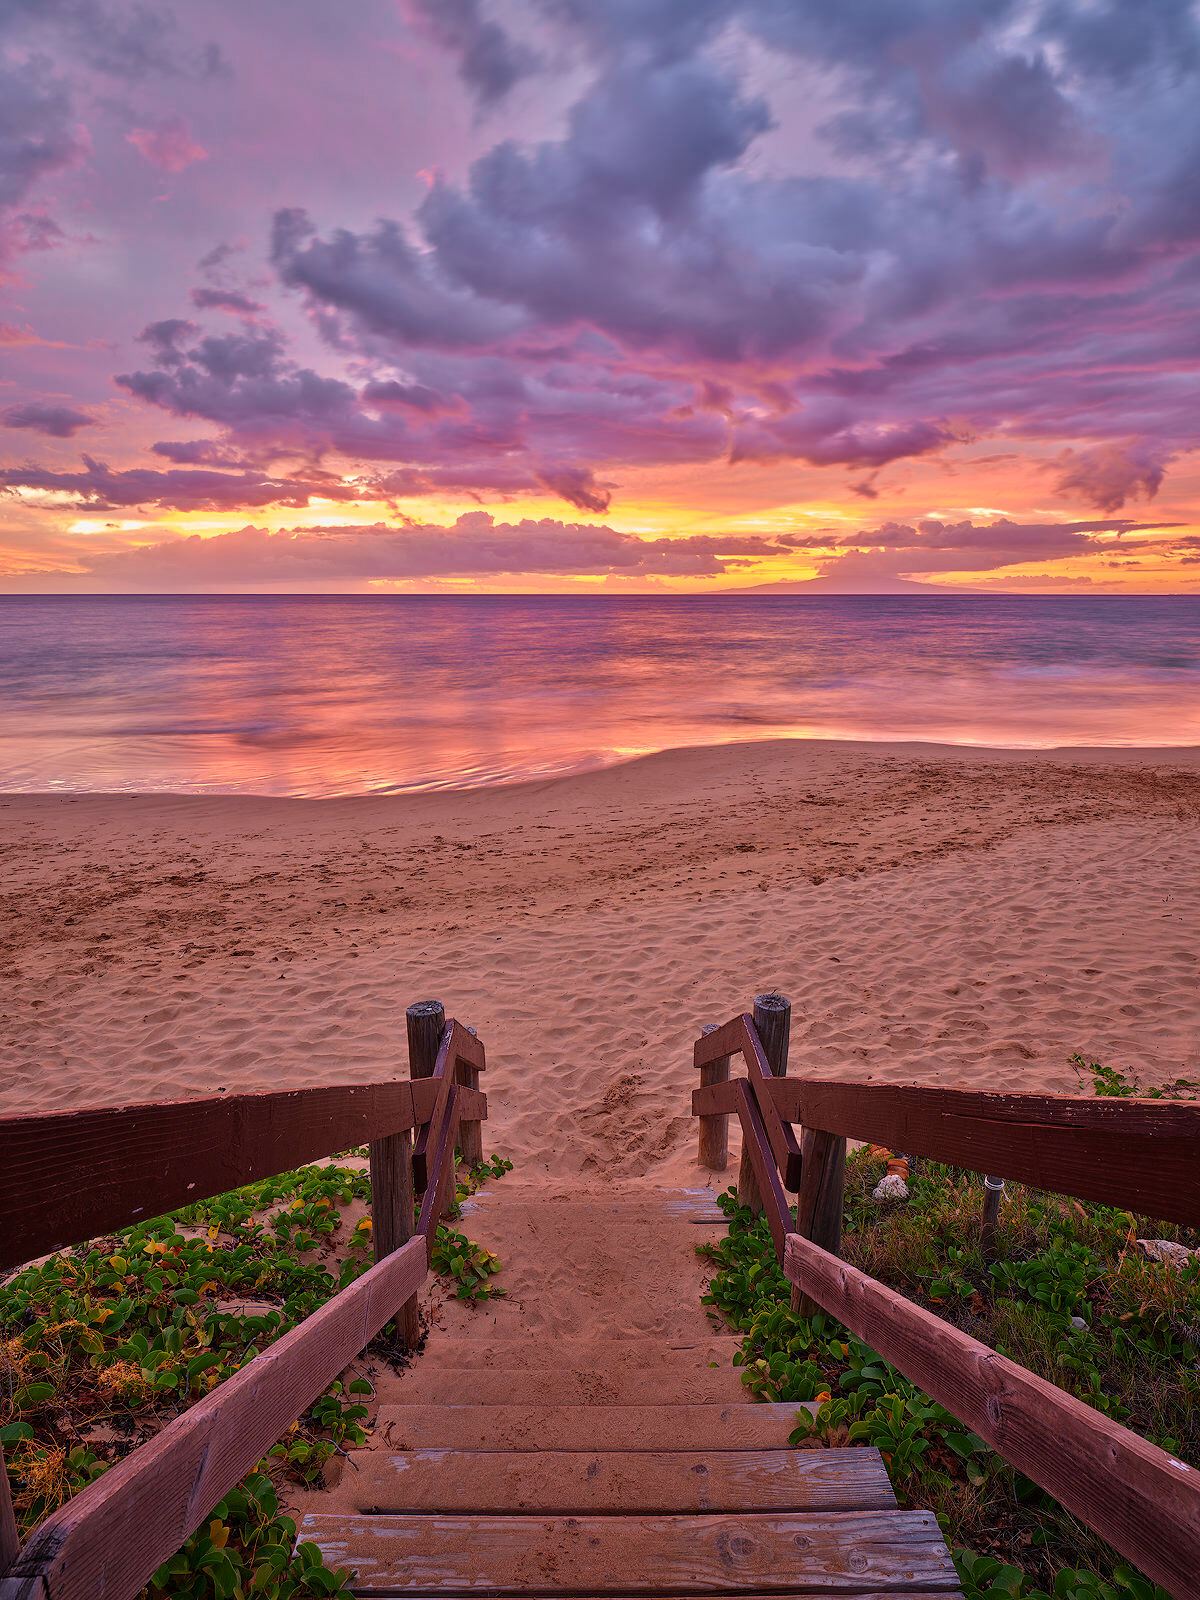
1,401,96,437
189,287,263,317
406,0,540,105
0,455,377,511
62,512,782,586
7,0,1200,553
1050,442,1168,514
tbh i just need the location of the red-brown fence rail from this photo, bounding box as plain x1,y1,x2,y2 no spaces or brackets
0,999,486,1600
692,993,1200,1600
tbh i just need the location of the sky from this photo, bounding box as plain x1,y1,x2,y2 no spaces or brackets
1,0,1200,594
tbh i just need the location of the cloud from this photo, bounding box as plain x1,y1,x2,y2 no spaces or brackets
534,463,610,512
0,3,225,265
241,0,1200,510
1049,441,1168,513
14,0,1200,551
1,400,96,436
190,286,265,317
803,515,1179,581
59,512,782,586
406,0,540,105
0,53,87,261
126,115,208,172
0,455,378,511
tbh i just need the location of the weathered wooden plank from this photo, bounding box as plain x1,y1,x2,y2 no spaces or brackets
694,1014,800,1193
351,1446,898,1515
741,1015,803,1193
784,1230,1200,1600
735,1079,795,1260
407,1337,745,1370
448,1018,486,1074
411,1080,485,1125
793,1129,847,1317
693,1077,744,1118
7,1238,427,1600
415,1088,459,1252
776,1081,1200,1225
0,1083,418,1272
411,1020,478,1192
372,1402,805,1452
693,1014,747,1069
411,1023,454,1194
298,1509,962,1593
455,1027,484,1167
381,1367,749,1406
695,1077,1200,1226
698,1023,731,1172
0,1443,18,1573
369,1129,419,1352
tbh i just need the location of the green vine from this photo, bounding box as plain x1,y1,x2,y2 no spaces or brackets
698,1092,1198,1600
1,1149,513,1597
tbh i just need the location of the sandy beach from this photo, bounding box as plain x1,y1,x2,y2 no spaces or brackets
2,738,1198,1188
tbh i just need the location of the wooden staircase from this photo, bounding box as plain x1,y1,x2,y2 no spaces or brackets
296,1192,963,1597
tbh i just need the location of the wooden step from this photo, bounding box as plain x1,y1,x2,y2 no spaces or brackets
414,1337,743,1370
299,1509,963,1594
459,1193,727,1225
352,1446,896,1514
385,1368,749,1407
373,1404,806,1452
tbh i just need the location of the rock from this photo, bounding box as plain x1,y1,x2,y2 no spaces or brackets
1069,1316,1089,1330
872,1173,909,1202
1137,1238,1195,1269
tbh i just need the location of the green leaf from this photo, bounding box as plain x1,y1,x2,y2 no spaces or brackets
13,1382,56,1410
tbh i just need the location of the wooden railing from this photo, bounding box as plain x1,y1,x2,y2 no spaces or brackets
0,999,486,1600
692,994,1200,1600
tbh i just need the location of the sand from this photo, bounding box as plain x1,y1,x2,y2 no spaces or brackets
2,738,1198,1190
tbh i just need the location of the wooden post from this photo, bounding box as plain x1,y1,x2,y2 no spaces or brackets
389,999,444,1349
369,1127,418,1351
791,1129,847,1316
456,1025,484,1169
407,999,446,1084
738,993,791,1215
980,1175,1004,1260
698,1024,731,1172
1,1442,19,1576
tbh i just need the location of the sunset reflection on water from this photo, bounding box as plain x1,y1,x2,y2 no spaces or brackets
1,594,1198,796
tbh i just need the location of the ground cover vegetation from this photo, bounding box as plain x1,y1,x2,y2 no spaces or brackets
698,1062,1199,1600
1,1149,512,1598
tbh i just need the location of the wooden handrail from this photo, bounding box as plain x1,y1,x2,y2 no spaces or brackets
690,998,1200,1600
1,1238,427,1600
0,1082,423,1274
783,1233,1200,1600
693,1071,1200,1226
0,1001,487,1600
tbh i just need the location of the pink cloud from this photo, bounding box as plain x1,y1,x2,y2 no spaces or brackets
126,117,209,174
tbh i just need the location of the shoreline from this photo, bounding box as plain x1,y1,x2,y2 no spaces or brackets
2,737,1198,1186
4,731,1200,812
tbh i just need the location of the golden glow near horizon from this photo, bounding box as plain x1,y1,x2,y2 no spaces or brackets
4,440,1199,592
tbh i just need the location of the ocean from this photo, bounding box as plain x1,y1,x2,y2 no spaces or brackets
1,594,1197,795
